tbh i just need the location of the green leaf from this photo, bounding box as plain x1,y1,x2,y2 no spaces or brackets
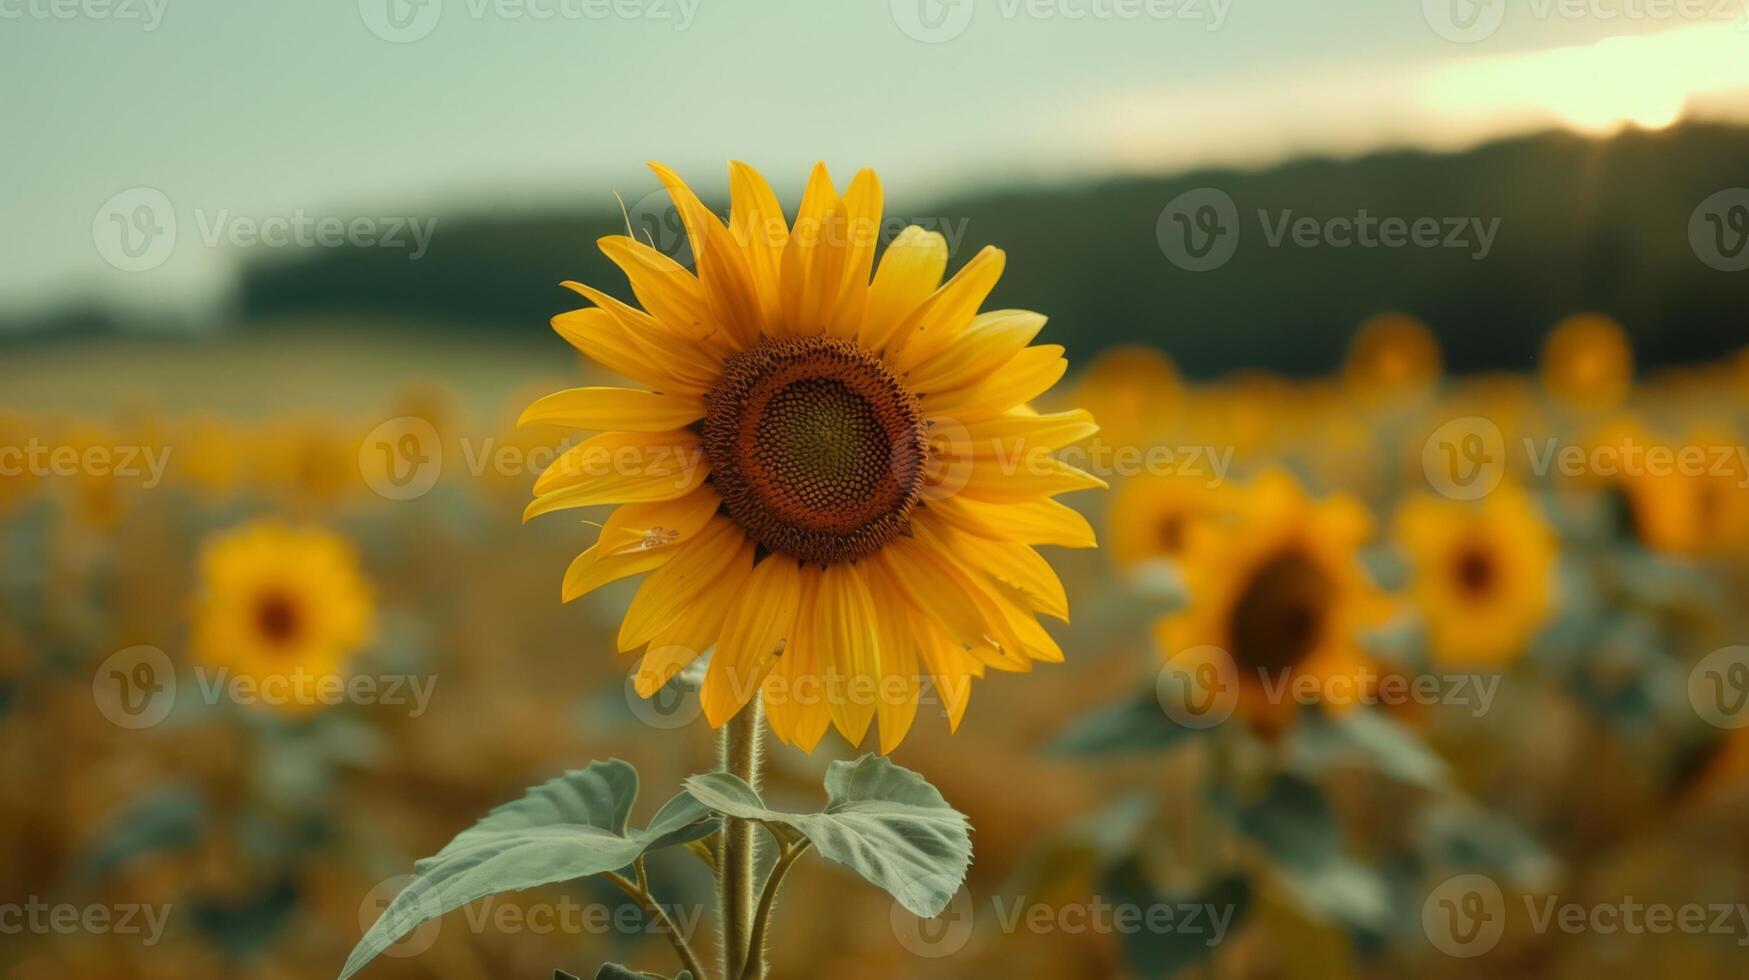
1100,857,1250,980
340,760,715,980
1235,775,1388,929
1286,710,1449,790
1050,690,1200,755
683,755,971,917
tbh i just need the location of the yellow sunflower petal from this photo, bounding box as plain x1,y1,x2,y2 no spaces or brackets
906,310,1046,395
825,168,883,340
864,561,920,755
596,487,721,557
779,162,843,336
860,225,948,353
650,162,762,348
561,544,673,603
955,453,1107,504
560,281,721,390
729,161,788,321
518,387,703,432
887,245,1006,373
597,235,718,343
703,554,802,726
532,429,701,495
960,409,1099,455
814,562,880,747
921,344,1067,424
618,518,749,651
926,495,1096,548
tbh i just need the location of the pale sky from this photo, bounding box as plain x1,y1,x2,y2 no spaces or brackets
4,0,1748,320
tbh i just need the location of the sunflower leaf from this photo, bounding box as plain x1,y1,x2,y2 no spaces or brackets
682,755,971,917
339,760,716,980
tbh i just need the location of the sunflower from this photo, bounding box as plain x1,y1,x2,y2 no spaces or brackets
1153,471,1385,733
1070,344,1181,448
1540,313,1633,411
522,162,1101,753
1394,485,1556,667
1108,471,1219,571
1343,312,1442,406
192,519,375,713
1574,417,1699,555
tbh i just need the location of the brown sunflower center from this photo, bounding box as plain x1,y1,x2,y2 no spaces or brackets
1227,549,1333,673
1452,543,1497,599
254,590,303,646
703,336,926,565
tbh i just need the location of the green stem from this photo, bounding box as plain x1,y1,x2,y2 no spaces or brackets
603,868,707,980
717,695,764,980
738,839,810,980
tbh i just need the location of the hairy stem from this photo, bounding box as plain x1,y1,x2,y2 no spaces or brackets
718,696,764,980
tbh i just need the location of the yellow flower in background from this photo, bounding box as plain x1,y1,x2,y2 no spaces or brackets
522,162,1101,754
258,416,359,510
192,520,374,713
1070,344,1181,448
0,412,39,516
1108,471,1219,570
1575,417,1699,555
1541,313,1633,411
1343,312,1442,405
1394,486,1556,667
1681,422,1749,557
1155,471,1386,734
178,414,247,502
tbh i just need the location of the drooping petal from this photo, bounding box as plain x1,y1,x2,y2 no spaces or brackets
618,518,749,651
